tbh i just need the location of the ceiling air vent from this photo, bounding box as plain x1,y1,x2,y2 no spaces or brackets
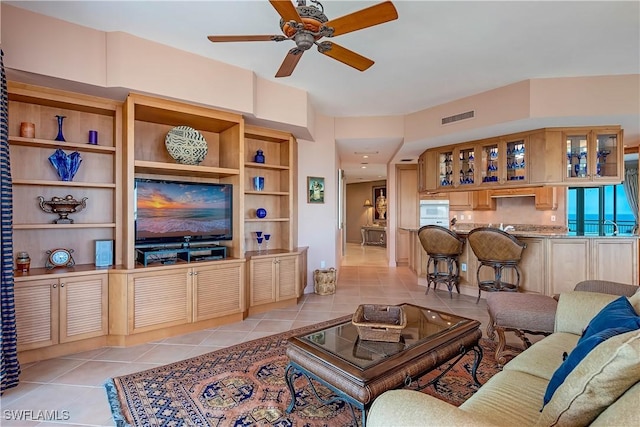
442,110,475,125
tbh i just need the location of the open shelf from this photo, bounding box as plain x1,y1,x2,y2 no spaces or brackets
13,179,116,188
134,160,240,178
9,136,116,153
13,223,116,230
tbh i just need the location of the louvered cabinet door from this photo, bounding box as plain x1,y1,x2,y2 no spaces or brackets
193,261,245,322
249,257,276,307
129,268,191,334
15,279,59,351
59,274,108,343
276,255,299,301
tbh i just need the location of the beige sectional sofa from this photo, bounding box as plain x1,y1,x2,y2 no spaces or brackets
368,290,640,426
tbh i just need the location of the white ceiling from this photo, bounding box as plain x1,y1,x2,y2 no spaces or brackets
7,0,640,183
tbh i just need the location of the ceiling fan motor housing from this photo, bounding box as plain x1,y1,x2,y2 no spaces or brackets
280,3,328,38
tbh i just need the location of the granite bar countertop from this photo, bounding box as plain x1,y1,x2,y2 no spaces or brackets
401,224,638,239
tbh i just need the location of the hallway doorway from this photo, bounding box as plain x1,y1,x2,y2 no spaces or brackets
341,242,388,267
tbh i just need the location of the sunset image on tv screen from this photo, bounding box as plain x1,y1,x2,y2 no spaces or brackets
135,180,231,240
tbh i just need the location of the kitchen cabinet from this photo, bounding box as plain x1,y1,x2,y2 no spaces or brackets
449,192,473,211
472,190,496,210
15,273,108,352
421,126,623,191
533,187,558,210
563,128,623,184
590,238,637,285
248,252,300,310
547,239,590,295
517,238,546,294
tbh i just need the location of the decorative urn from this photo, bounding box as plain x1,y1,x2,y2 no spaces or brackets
38,195,88,224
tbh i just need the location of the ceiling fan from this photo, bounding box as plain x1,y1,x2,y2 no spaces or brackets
207,0,398,78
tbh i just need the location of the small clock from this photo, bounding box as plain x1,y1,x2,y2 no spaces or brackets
45,248,75,269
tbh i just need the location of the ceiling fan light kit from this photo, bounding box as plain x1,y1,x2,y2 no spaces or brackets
207,0,398,77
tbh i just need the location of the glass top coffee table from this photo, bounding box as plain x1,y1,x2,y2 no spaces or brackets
285,303,482,426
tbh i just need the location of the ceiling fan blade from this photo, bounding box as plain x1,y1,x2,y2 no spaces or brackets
207,35,281,42
269,0,302,23
318,42,374,72
324,1,398,37
275,49,304,78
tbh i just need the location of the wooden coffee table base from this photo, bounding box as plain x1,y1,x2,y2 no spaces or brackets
285,328,482,426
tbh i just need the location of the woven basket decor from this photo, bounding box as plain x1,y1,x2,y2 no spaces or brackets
352,304,407,342
165,125,208,165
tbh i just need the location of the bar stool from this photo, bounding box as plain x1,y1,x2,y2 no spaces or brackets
467,227,526,303
418,225,465,298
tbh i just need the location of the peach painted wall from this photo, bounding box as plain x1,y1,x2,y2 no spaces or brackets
297,114,338,291
404,80,531,145
335,115,404,139
1,5,107,87
105,32,254,115
254,76,311,131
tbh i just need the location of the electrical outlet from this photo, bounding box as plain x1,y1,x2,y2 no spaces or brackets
320,260,326,268
460,214,464,220
551,215,556,222
461,263,467,272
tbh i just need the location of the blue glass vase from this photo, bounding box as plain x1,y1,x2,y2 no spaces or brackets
49,149,82,181
254,149,265,163
54,115,66,142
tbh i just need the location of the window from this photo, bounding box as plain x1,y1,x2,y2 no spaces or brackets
567,184,635,235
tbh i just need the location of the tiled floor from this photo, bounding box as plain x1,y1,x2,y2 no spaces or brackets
1,243,495,426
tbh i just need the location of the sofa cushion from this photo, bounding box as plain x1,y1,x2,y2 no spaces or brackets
536,329,640,427
589,381,640,427
630,291,640,314
581,296,640,341
503,332,578,381
543,297,640,406
543,326,634,406
461,370,548,426
554,291,618,335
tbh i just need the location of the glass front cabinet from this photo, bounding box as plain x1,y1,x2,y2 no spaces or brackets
564,128,622,183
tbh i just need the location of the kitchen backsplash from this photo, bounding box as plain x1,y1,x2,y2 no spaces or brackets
451,192,567,227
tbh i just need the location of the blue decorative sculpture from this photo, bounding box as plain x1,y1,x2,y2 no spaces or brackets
48,149,82,181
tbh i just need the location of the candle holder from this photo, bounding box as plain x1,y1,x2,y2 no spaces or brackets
38,195,88,224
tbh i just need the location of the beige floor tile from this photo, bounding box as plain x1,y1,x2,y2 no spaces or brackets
6,243,505,427
20,359,87,383
92,343,156,362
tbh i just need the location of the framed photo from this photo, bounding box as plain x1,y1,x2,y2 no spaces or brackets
372,185,387,222
307,176,325,203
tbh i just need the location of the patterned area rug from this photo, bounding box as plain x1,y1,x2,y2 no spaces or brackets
105,315,515,427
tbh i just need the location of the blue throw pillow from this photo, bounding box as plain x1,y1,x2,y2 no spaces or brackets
542,296,640,408
542,326,633,407
581,296,640,341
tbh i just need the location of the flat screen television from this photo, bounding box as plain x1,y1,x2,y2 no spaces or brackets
134,178,233,247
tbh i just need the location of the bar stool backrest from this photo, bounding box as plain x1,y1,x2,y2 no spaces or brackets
418,225,464,257
468,227,526,263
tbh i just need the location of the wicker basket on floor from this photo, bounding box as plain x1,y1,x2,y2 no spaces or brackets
352,304,407,342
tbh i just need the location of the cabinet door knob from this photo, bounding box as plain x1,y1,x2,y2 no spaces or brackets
52,284,57,288
60,283,64,287
194,272,198,276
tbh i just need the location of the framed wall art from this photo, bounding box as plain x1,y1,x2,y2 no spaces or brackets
372,185,387,222
307,176,325,203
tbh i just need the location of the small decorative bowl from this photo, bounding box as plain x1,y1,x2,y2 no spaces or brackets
256,208,267,218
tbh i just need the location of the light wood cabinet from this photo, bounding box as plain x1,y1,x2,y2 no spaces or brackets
8,82,121,270
517,238,546,294
547,239,590,295
590,238,637,285
449,192,473,211
15,273,108,352
192,262,245,322
421,126,623,192
128,269,191,334
248,252,300,309
563,128,623,184
472,190,496,210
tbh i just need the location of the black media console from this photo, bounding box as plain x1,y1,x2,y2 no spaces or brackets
136,245,227,267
